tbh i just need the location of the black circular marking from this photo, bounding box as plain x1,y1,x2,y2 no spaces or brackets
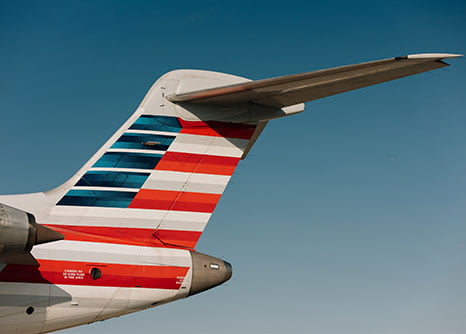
26,306,34,315
90,267,102,280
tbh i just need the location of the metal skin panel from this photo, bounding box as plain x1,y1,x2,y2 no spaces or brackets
0,53,460,333
0,66,256,333
47,206,211,232
143,170,230,194
0,283,188,333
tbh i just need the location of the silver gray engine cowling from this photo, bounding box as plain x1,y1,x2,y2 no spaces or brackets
0,203,63,262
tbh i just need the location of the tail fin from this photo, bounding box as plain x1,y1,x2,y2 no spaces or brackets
43,70,280,249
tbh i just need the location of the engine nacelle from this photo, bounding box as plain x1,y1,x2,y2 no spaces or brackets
0,203,63,262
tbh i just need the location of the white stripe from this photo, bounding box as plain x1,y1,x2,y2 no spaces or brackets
125,129,179,137
0,284,181,297
107,148,165,155
54,285,181,301
168,133,248,157
0,284,183,307
71,186,139,192
48,206,210,231
89,167,153,173
47,216,208,232
50,206,210,220
31,240,191,266
143,170,230,194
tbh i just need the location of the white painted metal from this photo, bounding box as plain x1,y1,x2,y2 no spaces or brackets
143,170,230,194
31,241,191,266
406,53,463,59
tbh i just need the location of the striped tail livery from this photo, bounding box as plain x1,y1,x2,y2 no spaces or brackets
0,53,461,333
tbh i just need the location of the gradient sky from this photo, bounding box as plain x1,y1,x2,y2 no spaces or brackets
1,1,465,333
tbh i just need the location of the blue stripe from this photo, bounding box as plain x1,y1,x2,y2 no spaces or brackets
57,190,136,208
111,133,175,151
93,152,162,169
75,171,150,188
130,115,181,132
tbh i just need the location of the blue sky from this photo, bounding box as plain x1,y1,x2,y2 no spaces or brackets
1,1,465,333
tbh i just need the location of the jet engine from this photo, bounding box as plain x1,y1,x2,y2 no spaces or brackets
0,203,63,264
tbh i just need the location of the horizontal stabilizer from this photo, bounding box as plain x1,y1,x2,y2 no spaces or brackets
167,53,462,108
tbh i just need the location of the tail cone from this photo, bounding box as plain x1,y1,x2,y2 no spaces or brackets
188,251,232,296
35,223,64,245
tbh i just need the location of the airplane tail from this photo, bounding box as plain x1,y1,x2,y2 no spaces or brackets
41,70,278,249
0,53,460,249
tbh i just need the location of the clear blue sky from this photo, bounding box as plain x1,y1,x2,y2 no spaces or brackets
1,1,465,333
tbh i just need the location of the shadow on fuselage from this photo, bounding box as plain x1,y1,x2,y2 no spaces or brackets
0,263,72,333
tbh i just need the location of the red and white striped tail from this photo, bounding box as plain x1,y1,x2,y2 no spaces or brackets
42,70,267,250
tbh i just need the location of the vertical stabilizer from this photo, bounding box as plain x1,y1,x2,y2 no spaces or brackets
37,70,289,249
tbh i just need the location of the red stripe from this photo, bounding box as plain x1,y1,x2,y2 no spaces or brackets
129,189,221,213
155,152,239,175
0,260,189,289
44,224,201,249
178,119,256,140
